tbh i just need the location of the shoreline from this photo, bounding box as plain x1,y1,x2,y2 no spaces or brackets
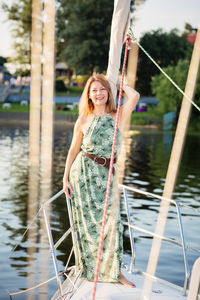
0,111,77,128
0,111,158,130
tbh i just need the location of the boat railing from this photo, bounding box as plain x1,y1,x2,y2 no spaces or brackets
119,184,198,295
42,189,79,297
42,185,200,298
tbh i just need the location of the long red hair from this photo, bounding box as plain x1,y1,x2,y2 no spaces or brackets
79,74,116,117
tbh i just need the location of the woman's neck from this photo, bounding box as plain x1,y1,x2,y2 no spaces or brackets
93,107,107,116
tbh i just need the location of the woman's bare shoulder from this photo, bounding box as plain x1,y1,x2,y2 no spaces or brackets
73,116,84,133
76,114,94,135
77,114,93,124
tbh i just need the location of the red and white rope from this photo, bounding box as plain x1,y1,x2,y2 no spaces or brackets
92,35,131,300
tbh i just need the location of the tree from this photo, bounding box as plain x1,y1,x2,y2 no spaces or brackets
2,0,32,66
56,0,115,75
56,1,148,75
2,0,141,74
151,59,200,127
136,28,193,96
0,56,7,66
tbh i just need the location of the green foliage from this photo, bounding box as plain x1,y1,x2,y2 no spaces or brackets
2,0,32,66
152,62,185,114
131,106,162,126
55,105,79,115
56,76,67,82
136,28,193,96
55,1,136,74
0,56,7,66
15,69,30,76
56,85,83,96
72,75,90,84
0,102,29,113
56,0,114,74
66,86,84,96
55,80,67,92
151,59,200,130
2,0,138,74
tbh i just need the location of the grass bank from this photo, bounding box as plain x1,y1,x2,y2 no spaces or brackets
131,107,162,126
0,103,162,126
3,85,163,126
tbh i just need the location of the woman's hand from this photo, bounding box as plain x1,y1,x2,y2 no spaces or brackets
62,117,83,200
116,78,121,90
63,179,74,199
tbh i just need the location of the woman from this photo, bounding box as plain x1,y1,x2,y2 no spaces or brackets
63,74,139,287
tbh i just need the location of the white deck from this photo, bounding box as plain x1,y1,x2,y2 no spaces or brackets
46,188,200,300
52,269,187,300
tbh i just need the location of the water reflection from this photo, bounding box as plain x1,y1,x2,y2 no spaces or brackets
0,127,29,299
27,112,40,299
0,125,199,298
27,162,39,300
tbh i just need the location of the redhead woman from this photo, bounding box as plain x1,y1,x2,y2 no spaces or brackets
63,74,139,287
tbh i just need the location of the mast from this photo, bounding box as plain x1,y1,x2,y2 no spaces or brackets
27,0,43,295
39,0,56,297
127,41,139,89
40,0,55,186
28,0,56,296
118,41,139,185
142,28,200,298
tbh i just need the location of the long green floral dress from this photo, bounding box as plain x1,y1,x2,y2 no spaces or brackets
69,114,123,282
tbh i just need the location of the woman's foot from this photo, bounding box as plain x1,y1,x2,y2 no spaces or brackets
119,272,135,288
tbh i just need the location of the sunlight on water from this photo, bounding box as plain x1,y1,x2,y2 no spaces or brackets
0,125,199,299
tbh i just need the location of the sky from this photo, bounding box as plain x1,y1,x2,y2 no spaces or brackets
0,0,14,57
132,0,200,39
0,0,200,66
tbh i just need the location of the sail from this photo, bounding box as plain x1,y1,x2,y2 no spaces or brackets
106,0,131,99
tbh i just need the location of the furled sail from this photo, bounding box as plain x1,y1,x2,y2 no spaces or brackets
106,0,131,99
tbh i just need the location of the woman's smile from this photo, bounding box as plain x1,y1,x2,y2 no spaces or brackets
90,81,108,106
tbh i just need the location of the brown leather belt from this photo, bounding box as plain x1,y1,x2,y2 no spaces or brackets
82,151,116,174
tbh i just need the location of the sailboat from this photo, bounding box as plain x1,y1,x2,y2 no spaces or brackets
8,1,200,299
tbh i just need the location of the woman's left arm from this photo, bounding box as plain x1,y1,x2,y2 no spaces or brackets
120,84,140,121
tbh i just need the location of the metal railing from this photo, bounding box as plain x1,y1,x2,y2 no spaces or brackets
42,189,79,298
42,185,200,298
119,184,192,295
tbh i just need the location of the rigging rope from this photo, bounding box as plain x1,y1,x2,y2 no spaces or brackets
9,189,64,256
92,35,131,300
128,27,200,113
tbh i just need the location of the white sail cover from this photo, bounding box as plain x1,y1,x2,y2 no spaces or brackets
106,0,131,99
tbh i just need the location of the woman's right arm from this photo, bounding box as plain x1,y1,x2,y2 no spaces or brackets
63,117,83,198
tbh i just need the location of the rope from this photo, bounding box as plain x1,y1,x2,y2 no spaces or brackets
10,207,42,254
8,267,81,298
91,36,131,300
128,27,200,113
8,272,63,296
9,189,63,257
62,269,86,300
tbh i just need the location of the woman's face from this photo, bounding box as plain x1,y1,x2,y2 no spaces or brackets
89,81,108,107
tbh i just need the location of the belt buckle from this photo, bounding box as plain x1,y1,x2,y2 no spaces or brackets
94,156,106,166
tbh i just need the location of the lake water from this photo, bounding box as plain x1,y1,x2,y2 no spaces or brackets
0,124,199,299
